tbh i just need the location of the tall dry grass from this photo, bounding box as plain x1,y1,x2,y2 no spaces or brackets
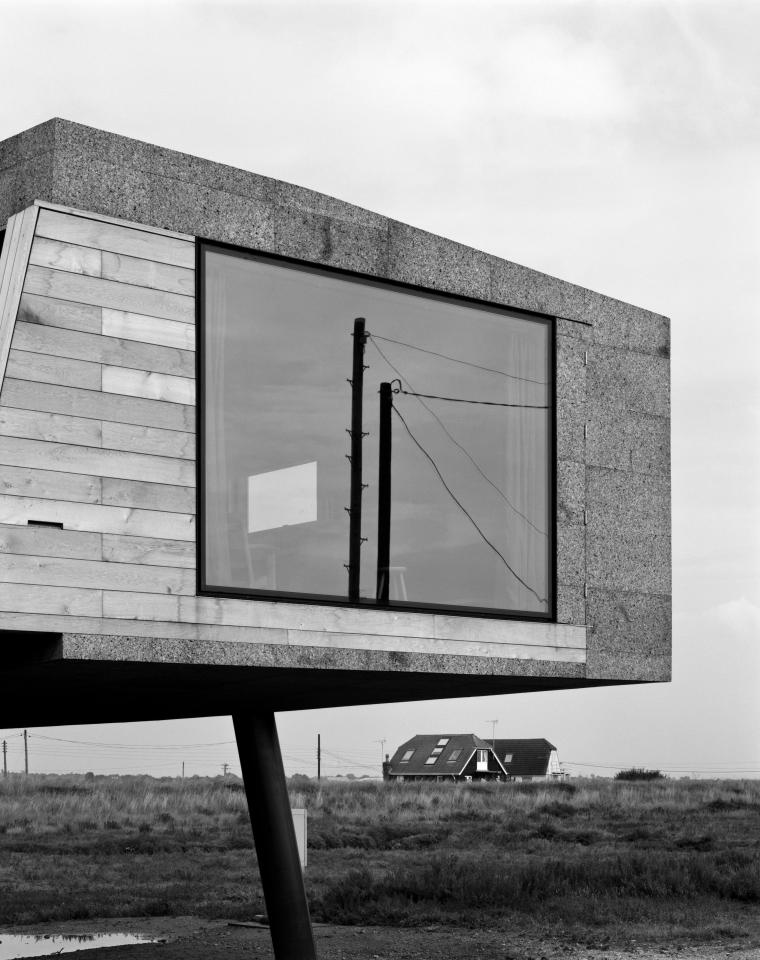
1,773,758,940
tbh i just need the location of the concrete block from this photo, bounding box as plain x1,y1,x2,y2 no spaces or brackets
587,409,670,476
585,588,671,681
53,118,154,174
389,221,490,300
588,344,670,418
556,335,587,405
489,257,547,313
0,153,55,224
556,316,594,342
0,119,55,171
150,177,274,250
152,145,275,203
491,257,599,323
275,180,388,230
51,156,152,226
0,167,19,223
557,460,584,525
0,133,20,173
556,398,586,464
589,293,670,359
557,522,585,586
273,206,388,276
556,582,585,626
586,468,670,594
626,311,670,359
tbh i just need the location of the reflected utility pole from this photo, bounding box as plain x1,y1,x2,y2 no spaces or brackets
376,382,393,602
347,318,367,600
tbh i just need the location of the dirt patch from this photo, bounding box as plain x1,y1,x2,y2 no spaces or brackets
2,917,760,960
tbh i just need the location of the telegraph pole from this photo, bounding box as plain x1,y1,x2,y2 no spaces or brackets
487,720,497,748
23,729,28,775
347,318,367,601
2,740,6,777
317,734,321,781
376,382,393,602
221,762,229,777
375,739,386,764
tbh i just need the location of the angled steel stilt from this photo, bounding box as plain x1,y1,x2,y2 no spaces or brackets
233,712,317,960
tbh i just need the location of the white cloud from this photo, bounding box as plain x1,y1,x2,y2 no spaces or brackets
708,597,760,637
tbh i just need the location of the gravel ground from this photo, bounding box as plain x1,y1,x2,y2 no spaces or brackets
2,917,760,960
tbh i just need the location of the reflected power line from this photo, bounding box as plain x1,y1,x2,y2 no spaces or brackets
368,336,547,538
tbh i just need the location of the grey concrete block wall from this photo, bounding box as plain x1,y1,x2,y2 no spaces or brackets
0,118,671,685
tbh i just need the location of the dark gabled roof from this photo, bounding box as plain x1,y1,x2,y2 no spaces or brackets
492,739,557,777
388,733,499,777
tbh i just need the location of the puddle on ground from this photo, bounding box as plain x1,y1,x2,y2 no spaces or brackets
0,933,157,959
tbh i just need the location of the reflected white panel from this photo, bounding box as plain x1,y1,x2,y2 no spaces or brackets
248,461,318,533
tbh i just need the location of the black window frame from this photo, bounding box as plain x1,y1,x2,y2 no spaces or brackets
196,238,557,623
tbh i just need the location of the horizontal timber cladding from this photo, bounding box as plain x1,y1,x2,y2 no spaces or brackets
0,379,195,431
12,321,195,376
0,201,588,668
0,205,199,619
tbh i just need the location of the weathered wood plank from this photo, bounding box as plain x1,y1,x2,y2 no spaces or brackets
29,236,101,277
0,206,38,386
0,436,195,487
102,533,195,568
17,293,102,335
0,406,102,447
6,347,101,390
0,522,102,561
13,320,195,378
0,496,195,540
0,611,288,645
0,214,23,322
24,265,194,323
285,628,585,662
102,309,195,351
0,553,195,595
101,251,194,296
433,614,587,650
36,208,194,268
101,477,196,514
102,366,195,405
0,583,102,617
101,421,195,460
176,595,439,636
0,464,101,504
0,379,195,431
101,591,181,621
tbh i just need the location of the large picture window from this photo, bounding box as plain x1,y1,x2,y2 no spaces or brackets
199,244,553,618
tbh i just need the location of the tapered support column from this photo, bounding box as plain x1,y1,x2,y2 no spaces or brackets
233,712,317,960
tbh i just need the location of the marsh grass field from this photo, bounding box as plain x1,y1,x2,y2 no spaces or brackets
1,774,759,948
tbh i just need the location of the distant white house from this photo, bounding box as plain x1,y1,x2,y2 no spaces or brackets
384,735,563,782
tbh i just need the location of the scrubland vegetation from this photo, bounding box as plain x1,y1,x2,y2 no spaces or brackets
1,774,758,944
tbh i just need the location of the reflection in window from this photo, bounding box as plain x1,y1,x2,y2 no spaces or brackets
201,245,552,616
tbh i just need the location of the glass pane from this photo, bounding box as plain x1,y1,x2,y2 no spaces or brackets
202,246,552,615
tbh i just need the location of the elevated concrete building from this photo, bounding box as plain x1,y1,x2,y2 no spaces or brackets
0,119,671,959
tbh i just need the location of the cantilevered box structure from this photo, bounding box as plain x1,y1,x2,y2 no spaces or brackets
0,119,671,958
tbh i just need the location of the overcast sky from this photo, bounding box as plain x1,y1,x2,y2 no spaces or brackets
1,0,758,779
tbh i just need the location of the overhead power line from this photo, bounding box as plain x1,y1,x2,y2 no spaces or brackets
397,387,548,409
369,333,547,385
392,404,547,606
368,337,547,537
